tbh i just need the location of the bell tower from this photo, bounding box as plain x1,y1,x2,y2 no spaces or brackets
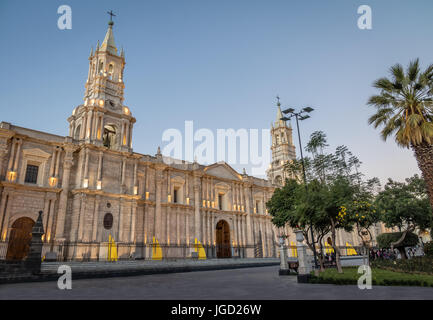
67,17,135,153
267,98,296,186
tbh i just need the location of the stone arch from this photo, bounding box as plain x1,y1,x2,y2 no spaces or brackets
8,212,39,228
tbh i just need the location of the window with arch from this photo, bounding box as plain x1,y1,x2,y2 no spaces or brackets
108,63,114,80
98,61,104,74
74,124,81,140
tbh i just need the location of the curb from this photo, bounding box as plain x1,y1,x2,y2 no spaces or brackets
0,261,279,285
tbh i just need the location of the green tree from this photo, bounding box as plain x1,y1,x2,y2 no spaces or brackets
375,174,433,258
267,179,330,271
367,59,433,209
269,131,373,273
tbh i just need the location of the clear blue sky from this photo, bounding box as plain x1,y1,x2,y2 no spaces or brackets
1,0,432,183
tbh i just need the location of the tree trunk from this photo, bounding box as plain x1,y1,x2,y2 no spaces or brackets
330,221,343,273
398,247,407,259
412,143,433,210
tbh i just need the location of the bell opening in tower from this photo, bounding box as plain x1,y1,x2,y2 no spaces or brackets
103,124,117,149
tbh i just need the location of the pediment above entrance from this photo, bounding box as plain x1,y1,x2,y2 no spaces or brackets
204,162,242,181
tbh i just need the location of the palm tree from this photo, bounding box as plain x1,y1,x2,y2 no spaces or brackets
368,58,433,208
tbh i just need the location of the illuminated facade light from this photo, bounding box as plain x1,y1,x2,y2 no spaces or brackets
207,200,210,208
203,200,206,207
145,192,149,200
90,99,95,105
98,99,104,107
168,194,171,202
123,107,130,115
133,186,138,195
7,171,17,182
49,177,58,187
83,179,89,188
186,197,190,205
84,99,88,106
97,180,102,190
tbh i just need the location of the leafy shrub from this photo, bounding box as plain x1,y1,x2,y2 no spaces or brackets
376,232,419,248
423,241,433,257
371,256,433,274
310,266,433,287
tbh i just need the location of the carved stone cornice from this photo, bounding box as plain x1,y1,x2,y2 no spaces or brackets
0,181,62,193
71,188,142,200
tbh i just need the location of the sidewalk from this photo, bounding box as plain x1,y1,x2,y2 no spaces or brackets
0,258,279,284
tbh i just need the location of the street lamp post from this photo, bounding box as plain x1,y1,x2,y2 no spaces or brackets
280,106,318,270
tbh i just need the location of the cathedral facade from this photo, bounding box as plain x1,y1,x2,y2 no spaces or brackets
0,21,381,261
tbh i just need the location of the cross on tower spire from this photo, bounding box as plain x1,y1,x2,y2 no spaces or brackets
107,10,116,25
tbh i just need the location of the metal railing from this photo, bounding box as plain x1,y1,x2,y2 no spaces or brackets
0,240,277,262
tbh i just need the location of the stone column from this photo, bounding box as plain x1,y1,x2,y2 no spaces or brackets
295,230,313,283
185,210,190,245
244,184,254,257
279,236,289,275
0,146,8,181
193,175,201,242
12,139,21,180
118,199,124,242
91,196,100,241
97,151,103,185
85,110,93,141
0,192,12,240
265,218,272,258
130,202,137,243
0,192,9,238
133,160,138,194
77,194,87,240
260,218,267,257
49,148,56,178
46,198,56,241
176,207,180,245
54,144,74,240
54,149,61,181
42,196,50,234
154,167,163,241
6,139,16,174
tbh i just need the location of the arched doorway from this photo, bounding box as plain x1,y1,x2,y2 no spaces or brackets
216,220,231,258
6,217,35,260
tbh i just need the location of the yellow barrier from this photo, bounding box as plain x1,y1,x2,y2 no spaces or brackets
194,238,207,260
152,236,162,260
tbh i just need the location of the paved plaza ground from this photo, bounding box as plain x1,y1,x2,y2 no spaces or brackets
1,265,433,300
